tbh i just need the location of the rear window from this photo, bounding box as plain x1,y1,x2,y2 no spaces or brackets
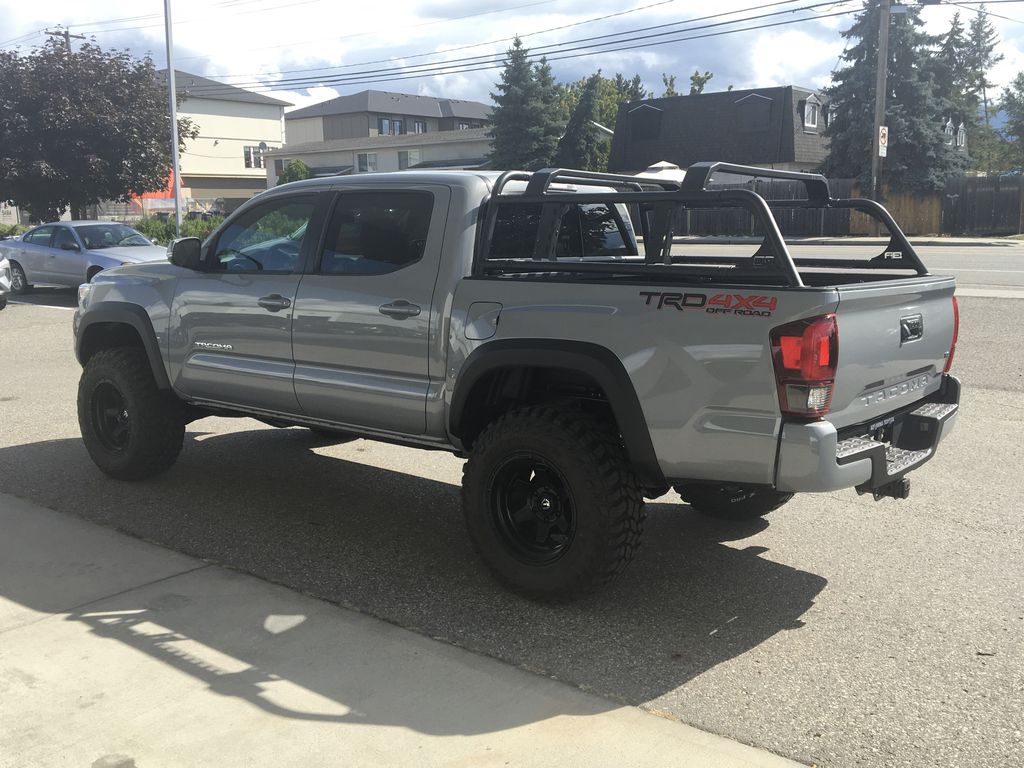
488,202,635,260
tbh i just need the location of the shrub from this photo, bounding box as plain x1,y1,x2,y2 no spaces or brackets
130,216,223,245
0,223,28,239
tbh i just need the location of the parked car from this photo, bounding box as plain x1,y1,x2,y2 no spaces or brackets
0,255,10,310
0,222,167,294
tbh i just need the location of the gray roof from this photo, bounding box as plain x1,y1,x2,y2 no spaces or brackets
267,126,492,156
156,70,291,107
286,90,491,121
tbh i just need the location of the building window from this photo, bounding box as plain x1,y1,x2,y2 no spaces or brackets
243,146,265,169
357,153,378,173
956,122,967,150
398,149,421,170
393,119,405,135
944,119,955,145
458,122,473,130
414,120,427,134
378,118,390,135
804,101,819,129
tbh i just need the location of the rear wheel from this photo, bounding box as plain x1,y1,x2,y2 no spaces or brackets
78,347,184,480
9,261,31,295
462,406,644,601
676,483,793,520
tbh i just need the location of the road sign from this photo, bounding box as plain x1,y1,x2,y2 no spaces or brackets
879,125,889,157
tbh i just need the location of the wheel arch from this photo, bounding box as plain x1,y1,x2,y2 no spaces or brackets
449,339,666,491
76,303,171,390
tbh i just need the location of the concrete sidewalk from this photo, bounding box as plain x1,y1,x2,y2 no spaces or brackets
0,492,802,768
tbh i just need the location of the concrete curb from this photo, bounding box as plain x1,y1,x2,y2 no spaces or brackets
0,492,804,768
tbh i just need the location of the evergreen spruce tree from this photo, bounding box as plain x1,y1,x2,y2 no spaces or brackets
823,3,968,193
488,38,561,170
966,7,1003,125
554,73,604,170
1000,72,1024,167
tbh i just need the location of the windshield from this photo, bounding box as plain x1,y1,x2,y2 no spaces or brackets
74,224,151,249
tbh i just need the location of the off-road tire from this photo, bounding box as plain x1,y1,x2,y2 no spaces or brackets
462,406,644,602
676,483,793,520
78,347,184,480
9,261,31,295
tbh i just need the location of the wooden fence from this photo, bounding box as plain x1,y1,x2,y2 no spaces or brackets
673,176,1024,237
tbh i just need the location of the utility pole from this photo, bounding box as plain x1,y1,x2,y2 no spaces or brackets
45,27,85,52
163,0,182,237
870,0,891,202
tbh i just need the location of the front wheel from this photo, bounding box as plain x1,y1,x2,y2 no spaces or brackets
676,483,793,521
9,261,31,295
78,347,185,480
462,406,644,601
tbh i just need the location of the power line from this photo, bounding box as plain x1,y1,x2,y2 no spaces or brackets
948,1,1024,22
186,0,856,95
190,7,858,97
185,1,857,96
195,0,696,78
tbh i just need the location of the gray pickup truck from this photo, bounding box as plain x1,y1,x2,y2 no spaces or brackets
73,163,960,600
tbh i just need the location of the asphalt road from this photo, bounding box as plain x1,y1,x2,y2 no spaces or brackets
1,263,1021,767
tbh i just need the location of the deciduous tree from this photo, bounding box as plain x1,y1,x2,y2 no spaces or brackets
0,39,197,221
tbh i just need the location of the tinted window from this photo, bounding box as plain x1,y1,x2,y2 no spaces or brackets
488,202,634,259
320,192,433,275
52,227,78,250
211,196,316,273
24,226,56,245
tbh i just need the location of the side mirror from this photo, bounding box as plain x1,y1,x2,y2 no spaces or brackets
168,237,203,270
60,242,81,252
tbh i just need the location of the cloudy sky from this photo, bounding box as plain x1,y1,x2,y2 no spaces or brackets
2,0,1024,112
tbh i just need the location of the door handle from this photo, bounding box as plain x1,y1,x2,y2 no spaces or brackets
257,294,292,312
378,300,421,319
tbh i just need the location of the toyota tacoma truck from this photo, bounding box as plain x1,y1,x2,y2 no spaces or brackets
73,163,960,600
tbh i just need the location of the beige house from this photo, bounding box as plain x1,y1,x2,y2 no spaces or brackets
265,127,492,185
154,70,290,213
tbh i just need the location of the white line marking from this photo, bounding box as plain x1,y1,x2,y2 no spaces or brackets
7,301,76,311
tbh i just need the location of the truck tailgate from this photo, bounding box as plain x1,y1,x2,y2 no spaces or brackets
828,275,957,430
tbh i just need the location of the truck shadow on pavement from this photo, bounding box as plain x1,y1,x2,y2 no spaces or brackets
0,426,827,735
7,287,77,309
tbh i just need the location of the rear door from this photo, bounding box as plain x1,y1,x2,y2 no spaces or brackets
829,276,957,429
169,193,325,414
291,185,450,434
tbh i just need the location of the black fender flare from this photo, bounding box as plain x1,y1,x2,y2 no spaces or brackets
450,339,666,491
76,302,171,390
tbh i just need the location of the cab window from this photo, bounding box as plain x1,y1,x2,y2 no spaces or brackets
319,191,433,275
210,196,316,273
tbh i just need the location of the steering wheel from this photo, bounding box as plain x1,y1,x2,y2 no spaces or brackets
219,248,263,271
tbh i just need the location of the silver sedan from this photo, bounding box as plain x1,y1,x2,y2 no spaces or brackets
0,222,167,294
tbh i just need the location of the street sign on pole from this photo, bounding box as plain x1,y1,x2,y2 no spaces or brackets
879,125,889,158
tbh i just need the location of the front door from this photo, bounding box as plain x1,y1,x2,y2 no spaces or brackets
292,186,450,434
19,225,57,282
51,226,85,284
169,193,323,414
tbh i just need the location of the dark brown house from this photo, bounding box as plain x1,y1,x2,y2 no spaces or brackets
608,86,829,174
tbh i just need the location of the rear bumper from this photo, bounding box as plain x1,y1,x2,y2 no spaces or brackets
775,375,960,493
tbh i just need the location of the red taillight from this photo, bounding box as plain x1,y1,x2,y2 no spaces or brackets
770,314,838,419
944,295,959,373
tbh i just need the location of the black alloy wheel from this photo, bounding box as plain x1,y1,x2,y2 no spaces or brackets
491,455,577,565
89,381,132,452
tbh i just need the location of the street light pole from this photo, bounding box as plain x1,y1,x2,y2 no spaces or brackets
870,0,891,202
163,0,182,237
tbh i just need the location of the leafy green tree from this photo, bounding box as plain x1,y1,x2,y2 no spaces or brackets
823,3,967,193
660,73,678,97
0,39,197,221
488,37,560,170
689,70,714,95
276,159,312,185
554,73,604,171
556,71,647,170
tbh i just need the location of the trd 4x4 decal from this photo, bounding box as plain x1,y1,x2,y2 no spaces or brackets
639,291,777,317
